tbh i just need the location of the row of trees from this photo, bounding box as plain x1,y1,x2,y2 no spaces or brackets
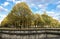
1,2,60,28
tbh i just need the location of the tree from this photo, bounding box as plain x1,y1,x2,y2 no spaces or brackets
41,11,54,27
1,2,33,28
50,19,59,28
33,14,45,28
1,2,60,28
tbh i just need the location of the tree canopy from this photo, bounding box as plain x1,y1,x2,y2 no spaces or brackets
1,2,60,28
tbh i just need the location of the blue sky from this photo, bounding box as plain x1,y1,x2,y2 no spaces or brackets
0,0,60,23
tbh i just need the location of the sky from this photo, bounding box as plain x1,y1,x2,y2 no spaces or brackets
0,0,60,24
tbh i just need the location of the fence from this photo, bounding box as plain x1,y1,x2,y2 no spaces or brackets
0,28,60,39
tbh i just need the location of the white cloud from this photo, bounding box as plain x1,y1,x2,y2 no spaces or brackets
21,0,27,2
35,10,43,14
7,0,27,4
30,4,35,7
46,11,60,21
7,0,16,3
0,6,8,12
1,2,9,6
38,4,44,8
57,5,60,8
28,3,38,10
16,1,21,4
56,1,60,4
15,0,29,4
7,0,23,3
46,11,55,16
38,3,48,11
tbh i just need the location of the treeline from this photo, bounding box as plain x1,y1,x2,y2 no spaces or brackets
1,2,60,28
